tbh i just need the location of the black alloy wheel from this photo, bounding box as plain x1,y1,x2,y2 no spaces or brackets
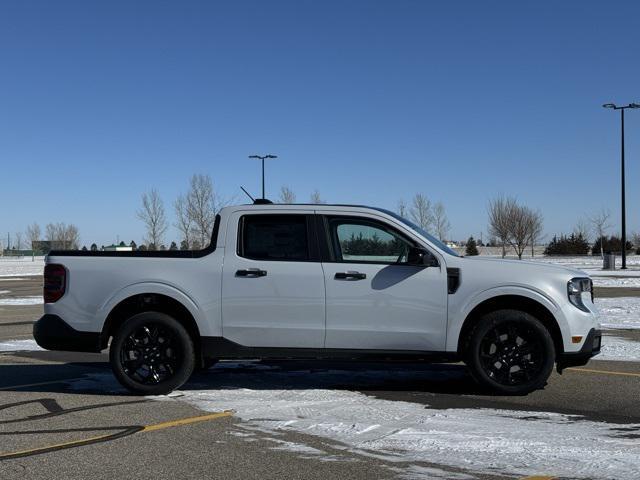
465,309,555,395
110,312,195,395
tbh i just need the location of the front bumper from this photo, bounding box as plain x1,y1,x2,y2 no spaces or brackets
557,328,602,373
33,314,103,353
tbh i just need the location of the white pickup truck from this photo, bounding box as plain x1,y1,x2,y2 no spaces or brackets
34,202,601,395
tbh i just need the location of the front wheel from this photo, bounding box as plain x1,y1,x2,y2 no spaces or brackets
464,309,555,395
110,312,195,395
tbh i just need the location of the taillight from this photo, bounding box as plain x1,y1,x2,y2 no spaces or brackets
44,264,67,303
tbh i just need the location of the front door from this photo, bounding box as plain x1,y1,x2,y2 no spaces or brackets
321,215,448,351
221,211,325,348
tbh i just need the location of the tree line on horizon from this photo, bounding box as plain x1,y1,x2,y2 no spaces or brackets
6,184,640,258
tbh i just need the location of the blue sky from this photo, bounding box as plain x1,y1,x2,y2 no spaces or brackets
1,1,639,246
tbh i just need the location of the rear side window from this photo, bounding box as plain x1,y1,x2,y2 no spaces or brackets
239,215,309,261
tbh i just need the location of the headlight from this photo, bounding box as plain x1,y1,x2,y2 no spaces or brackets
567,277,593,312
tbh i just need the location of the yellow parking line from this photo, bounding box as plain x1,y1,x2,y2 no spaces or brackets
566,367,640,378
142,411,233,432
0,410,233,460
0,431,126,460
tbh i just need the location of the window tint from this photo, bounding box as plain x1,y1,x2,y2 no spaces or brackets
329,218,412,263
240,215,309,261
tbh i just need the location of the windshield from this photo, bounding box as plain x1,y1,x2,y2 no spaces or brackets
372,208,460,257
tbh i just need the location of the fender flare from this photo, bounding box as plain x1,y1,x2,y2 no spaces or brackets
447,285,567,352
98,282,203,330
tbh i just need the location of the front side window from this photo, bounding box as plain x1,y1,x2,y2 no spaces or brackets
239,215,309,261
328,218,413,263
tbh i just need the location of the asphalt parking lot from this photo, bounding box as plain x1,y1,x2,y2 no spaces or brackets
1,276,639,480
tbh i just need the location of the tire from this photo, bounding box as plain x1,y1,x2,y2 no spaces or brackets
463,309,555,395
110,311,195,395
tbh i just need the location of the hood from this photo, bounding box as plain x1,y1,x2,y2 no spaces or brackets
451,256,588,279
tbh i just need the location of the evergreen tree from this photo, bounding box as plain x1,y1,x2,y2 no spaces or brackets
90,243,98,252
592,236,633,256
138,244,148,251
129,240,137,250
465,236,479,256
81,245,88,251
545,233,590,255
180,240,189,250
169,241,178,251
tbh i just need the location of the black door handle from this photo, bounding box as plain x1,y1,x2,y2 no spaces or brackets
334,271,366,280
236,268,267,278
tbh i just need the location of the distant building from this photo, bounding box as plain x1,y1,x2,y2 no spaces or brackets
102,244,133,252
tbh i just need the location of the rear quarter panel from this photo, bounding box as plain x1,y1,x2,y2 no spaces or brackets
45,250,224,336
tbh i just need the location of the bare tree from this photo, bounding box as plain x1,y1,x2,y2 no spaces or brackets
574,218,590,244
631,232,640,250
186,174,225,248
310,190,325,204
14,232,23,251
397,199,408,218
65,224,80,250
174,194,193,249
433,202,450,241
137,189,168,250
588,209,611,258
488,196,517,258
410,193,433,232
528,210,544,257
45,222,80,250
26,223,41,260
279,186,296,204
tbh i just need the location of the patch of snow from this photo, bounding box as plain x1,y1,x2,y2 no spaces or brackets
531,255,640,270
0,257,45,277
0,339,44,352
0,290,10,295
0,296,43,306
129,365,640,479
592,276,640,287
389,465,475,479
264,438,326,455
599,336,640,362
595,297,640,329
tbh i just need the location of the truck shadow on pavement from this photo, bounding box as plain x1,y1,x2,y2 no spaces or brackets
0,359,499,397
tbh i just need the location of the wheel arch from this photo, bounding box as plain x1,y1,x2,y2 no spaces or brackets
100,292,202,362
456,294,564,357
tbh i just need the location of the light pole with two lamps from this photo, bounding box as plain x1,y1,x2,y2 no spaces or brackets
602,102,639,270
248,154,278,199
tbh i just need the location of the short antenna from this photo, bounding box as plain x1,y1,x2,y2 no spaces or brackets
240,186,255,202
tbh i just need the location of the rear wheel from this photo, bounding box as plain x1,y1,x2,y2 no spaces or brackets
110,312,195,395
464,309,555,395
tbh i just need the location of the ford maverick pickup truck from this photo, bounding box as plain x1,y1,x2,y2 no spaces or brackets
34,202,601,395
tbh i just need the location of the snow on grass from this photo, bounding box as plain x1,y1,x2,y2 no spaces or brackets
0,290,10,295
0,296,43,306
68,367,640,479
595,297,640,329
0,256,45,277
599,336,640,362
0,339,44,352
593,276,640,287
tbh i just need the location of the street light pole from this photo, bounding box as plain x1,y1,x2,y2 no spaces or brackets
248,154,278,199
603,103,639,270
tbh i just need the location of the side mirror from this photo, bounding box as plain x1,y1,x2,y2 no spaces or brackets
407,247,437,267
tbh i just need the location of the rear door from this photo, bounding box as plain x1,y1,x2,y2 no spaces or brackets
221,210,325,348
319,213,448,351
